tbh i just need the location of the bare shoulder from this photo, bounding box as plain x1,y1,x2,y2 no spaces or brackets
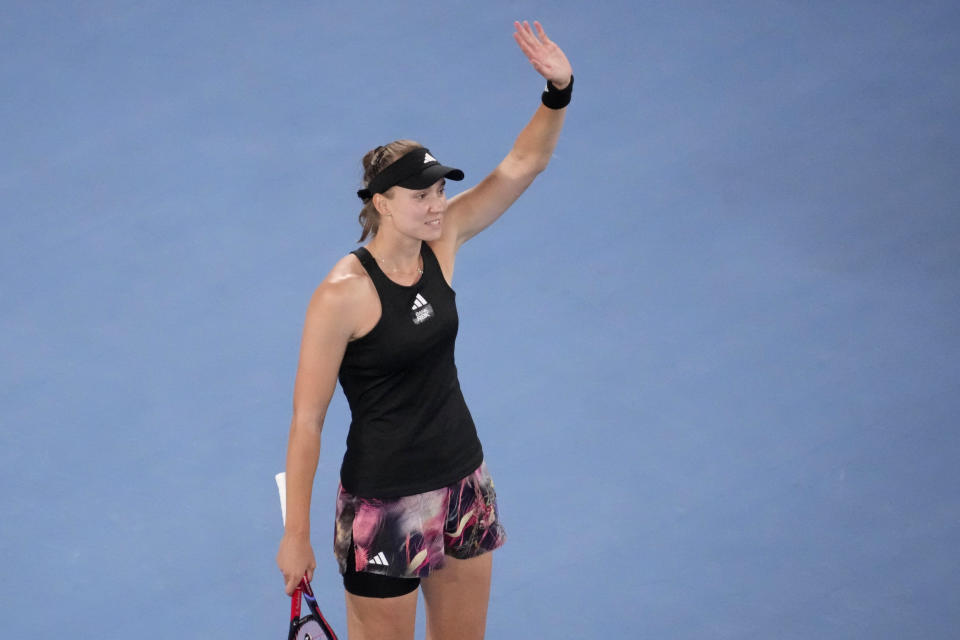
327,252,370,289
305,253,376,338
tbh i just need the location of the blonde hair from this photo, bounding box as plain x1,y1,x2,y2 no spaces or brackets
357,139,423,241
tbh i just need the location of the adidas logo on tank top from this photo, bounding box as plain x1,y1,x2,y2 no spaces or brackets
411,293,434,325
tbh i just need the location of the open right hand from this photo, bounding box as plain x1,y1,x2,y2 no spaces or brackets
276,531,317,595
513,21,573,90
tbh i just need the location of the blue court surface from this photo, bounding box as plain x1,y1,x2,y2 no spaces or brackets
2,2,959,638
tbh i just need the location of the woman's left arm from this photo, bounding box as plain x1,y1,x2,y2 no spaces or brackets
446,21,573,248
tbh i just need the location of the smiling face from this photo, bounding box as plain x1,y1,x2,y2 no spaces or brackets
374,178,447,241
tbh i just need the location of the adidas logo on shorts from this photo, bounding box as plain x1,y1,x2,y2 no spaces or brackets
368,551,390,567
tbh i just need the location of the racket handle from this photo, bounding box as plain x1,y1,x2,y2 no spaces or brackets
290,585,302,621
290,573,311,620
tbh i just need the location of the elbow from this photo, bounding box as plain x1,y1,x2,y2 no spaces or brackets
291,409,325,432
528,156,551,175
506,151,551,180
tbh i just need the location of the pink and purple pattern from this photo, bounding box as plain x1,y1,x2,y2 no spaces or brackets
334,462,506,578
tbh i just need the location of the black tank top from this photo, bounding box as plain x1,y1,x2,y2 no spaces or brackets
337,242,483,498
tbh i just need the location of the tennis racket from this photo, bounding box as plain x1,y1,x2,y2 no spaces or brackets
277,472,339,640
289,578,338,640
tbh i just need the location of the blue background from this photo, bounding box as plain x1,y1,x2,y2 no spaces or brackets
2,1,958,637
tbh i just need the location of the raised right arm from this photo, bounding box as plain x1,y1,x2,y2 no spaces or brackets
277,273,361,595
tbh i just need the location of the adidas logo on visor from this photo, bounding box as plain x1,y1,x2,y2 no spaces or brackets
424,152,437,164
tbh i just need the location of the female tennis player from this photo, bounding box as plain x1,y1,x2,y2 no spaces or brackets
277,20,573,640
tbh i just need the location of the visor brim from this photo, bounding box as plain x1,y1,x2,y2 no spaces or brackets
396,164,464,190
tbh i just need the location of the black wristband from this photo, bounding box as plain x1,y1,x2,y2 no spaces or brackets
541,75,573,110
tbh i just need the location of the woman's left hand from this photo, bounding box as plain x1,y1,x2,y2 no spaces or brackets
513,21,573,90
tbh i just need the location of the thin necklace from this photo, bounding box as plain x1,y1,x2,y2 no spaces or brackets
374,253,423,276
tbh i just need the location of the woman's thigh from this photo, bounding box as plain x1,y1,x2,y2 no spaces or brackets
421,553,493,640
344,588,418,640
